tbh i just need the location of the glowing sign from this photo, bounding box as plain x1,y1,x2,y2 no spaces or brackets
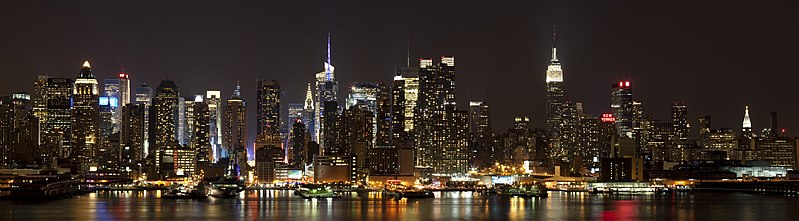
109,97,118,107
601,113,615,122
99,96,109,106
287,170,303,179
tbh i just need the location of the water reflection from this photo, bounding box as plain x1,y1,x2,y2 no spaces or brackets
0,191,796,220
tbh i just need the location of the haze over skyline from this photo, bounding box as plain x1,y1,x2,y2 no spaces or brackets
1,0,797,140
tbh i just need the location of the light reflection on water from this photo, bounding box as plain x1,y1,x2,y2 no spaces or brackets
0,190,796,220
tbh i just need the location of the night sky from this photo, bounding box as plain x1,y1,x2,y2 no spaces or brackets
1,0,798,142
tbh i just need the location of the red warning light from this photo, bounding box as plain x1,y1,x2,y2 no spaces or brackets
625,81,630,87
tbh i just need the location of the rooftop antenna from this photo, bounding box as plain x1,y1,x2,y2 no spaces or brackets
406,36,411,68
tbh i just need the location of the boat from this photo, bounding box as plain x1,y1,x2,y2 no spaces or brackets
207,178,244,198
296,185,342,199
400,189,435,199
10,178,82,200
587,182,662,195
207,154,246,198
497,184,548,198
162,183,207,199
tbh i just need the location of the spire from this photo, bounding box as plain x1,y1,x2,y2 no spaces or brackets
551,25,558,62
324,32,333,81
231,81,242,99
304,82,314,110
743,106,752,129
82,60,91,68
407,35,411,68
327,32,331,66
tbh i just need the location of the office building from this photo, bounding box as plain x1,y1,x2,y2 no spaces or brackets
71,61,101,169
256,79,281,137
611,81,633,138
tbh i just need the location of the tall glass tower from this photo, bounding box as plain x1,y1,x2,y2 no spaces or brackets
315,33,339,152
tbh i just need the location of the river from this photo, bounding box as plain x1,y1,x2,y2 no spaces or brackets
0,190,795,220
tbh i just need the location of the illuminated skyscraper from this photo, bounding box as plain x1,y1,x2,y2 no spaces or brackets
415,56,466,176
121,103,146,165
346,82,390,146
71,61,100,169
192,95,211,163
742,106,752,137
545,33,565,136
206,90,222,161
611,81,633,138
134,84,153,157
391,66,419,144
288,103,304,122
179,96,196,146
303,83,316,141
117,69,131,106
671,102,688,142
223,82,247,168
98,96,119,170
32,75,48,123
103,78,122,133
256,79,280,136
152,80,179,153
468,101,492,167
315,33,339,150
45,77,72,158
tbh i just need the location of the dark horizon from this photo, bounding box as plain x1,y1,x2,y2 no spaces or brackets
1,0,798,140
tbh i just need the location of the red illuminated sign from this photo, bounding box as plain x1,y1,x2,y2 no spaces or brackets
601,113,615,122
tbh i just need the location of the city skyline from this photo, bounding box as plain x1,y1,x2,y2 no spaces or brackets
3,2,799,219
1,1,797,138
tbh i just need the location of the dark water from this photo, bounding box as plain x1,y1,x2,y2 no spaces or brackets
0,190,796,220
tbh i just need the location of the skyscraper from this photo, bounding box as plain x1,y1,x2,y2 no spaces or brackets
98,96,119,170
303,83,316,141
468,101,492,167
391,66,419,144
152,80,179,153
192,95,211,163
340,105,374,170
671,102,688,142
742,106,752,137
117,69,131,106
134,84,153,158
45,77,72,158
71,61,100,169
256,79,280,136
0,96,13,166
289,119,308,166
611,81,633,138
32,75,48,123
206,90,222,161
121,103,146,166
321,101,341,155
545,35,565,137
346,82,390,146
179,96,196,146
223,82,247,168
104,78,122,133
415,56,466,176
315,33,339,150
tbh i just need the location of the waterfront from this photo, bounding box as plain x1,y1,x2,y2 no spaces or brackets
0,191,796,220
